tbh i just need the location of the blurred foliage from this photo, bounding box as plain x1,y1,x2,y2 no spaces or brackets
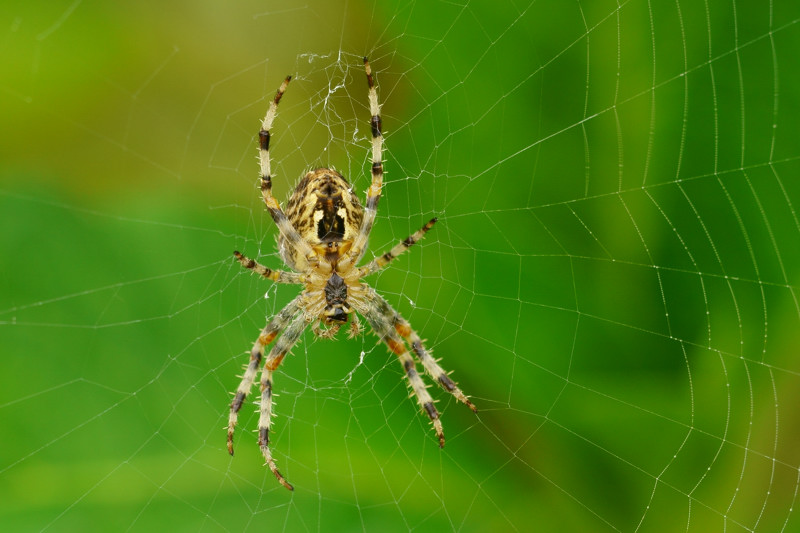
2,0,800,531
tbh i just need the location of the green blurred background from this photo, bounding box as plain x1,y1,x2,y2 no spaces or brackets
2,1,800,531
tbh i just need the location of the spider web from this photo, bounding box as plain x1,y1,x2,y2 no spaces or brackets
2,0,800,531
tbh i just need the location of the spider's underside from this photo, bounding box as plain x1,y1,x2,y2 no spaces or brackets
227,58,477,491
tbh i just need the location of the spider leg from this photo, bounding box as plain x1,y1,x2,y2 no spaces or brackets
234,250,305,283
227,295,301,456
258,311,308,491
358,217,438,278
344,57,384,267
393,336,445,447
393,316,477,412
353,287,445,447
258,76,317,267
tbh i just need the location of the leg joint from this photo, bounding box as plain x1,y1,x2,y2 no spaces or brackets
265,352,286,371
423,402,439,420
259,130,270,151
370,116,382,138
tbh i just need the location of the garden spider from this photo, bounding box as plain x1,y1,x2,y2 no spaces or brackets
227,58,477,491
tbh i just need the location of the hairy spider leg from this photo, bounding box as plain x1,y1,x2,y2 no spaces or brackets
343,57,384,267
358,217,438,278
393,316,477,412
258,75,317,267
353,288,445,447
233,250,305,284
227,296,302,456
258,311,308,491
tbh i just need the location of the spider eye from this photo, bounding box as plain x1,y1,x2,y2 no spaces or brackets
330,307,348,322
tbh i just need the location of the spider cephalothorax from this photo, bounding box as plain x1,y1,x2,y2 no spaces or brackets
227,58,477,491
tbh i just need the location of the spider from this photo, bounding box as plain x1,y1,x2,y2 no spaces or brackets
227,58,477,491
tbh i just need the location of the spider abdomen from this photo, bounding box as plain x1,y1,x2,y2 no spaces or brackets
282,168,364,271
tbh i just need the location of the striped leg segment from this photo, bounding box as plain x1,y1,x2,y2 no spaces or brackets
358,217,438,278
259,76,289,213
354,287,445,447
345,57,384,267
234,250,305,284
394,316,477,413
258,312,308,491
258,75,316,266
227,296,302,456
392,335,444,447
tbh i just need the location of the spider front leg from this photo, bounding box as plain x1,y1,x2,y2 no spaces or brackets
227,296,301,455
257,312,308,491
385,328,445,447
354,289,446,447
393,316,477,413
